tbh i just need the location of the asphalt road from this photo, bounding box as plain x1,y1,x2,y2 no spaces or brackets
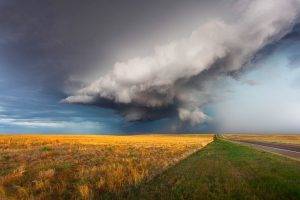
231,140,300,161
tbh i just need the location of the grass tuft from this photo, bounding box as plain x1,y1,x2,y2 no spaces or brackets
40,146,51,152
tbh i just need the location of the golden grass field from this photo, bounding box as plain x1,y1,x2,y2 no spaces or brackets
224,134,300,145
0,134,213,199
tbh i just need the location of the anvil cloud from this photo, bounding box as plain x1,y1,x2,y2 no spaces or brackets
64,0,300,124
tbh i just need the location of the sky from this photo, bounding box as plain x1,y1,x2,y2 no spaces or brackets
0,0,300,134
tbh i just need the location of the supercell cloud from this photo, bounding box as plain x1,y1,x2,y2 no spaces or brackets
64,0,300,125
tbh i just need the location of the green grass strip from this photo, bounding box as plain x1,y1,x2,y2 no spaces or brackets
128,139,300,200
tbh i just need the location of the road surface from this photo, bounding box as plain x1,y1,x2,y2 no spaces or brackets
230,140,300,161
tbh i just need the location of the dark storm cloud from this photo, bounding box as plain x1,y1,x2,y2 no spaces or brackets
0,0,226,126
283,24,300,41
2,0,300,128
0,0,221,91
0,0,124,90
65,0,300,125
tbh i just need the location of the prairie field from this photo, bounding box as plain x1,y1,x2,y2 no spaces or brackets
224,134,300,145
0,134,213,199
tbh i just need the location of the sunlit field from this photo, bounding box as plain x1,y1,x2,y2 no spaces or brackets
0,134,213,199
224,134,300,145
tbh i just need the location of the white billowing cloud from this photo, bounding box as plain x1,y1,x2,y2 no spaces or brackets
64,0,300,124
178,108,207,125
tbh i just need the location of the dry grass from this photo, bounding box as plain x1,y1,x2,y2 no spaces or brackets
0,134,212,199
224,134,300,145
